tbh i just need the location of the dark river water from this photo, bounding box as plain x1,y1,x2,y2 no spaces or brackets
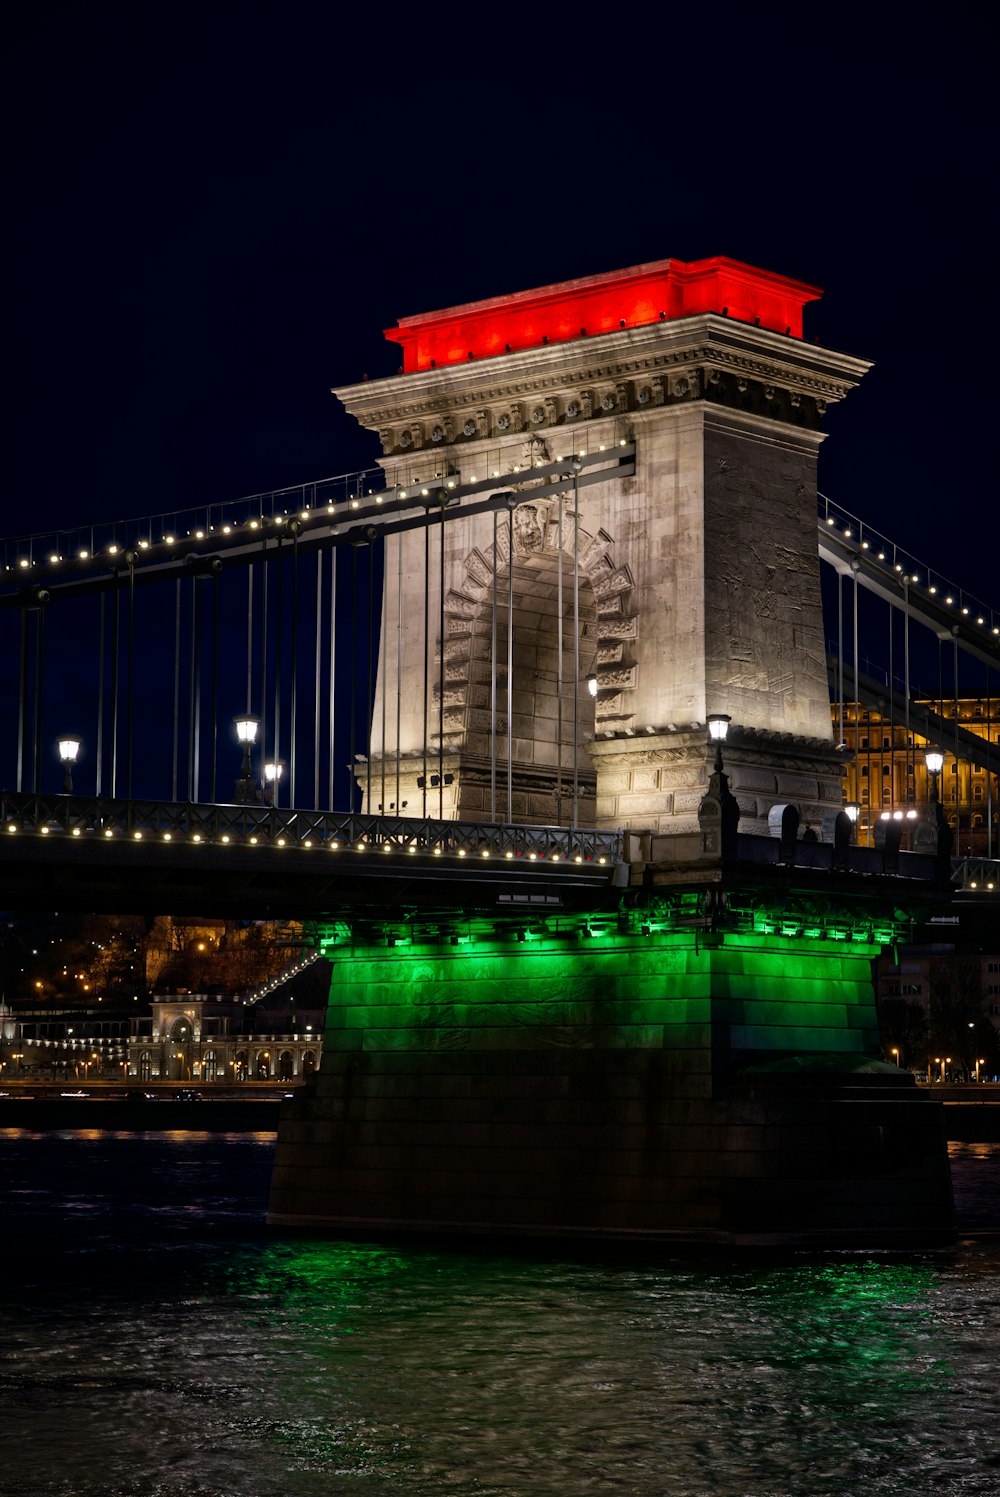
2,1130,999,1497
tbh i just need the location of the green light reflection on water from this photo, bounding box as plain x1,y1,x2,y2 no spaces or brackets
213,1240,965,1494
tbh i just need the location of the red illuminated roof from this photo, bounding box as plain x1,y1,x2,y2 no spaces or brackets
385,257,821,374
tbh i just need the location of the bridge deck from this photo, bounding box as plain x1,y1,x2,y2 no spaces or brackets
0,792,622,915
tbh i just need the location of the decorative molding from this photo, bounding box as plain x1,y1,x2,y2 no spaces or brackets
338,319,869,456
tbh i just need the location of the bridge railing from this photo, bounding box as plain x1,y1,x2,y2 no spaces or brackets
0,792,622,867
949,856,1000,890
818,491,999,641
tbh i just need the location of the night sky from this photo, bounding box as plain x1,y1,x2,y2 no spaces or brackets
6,6,996,606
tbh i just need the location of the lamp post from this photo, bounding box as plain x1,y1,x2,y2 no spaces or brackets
57,735,82,794
915,746,951,873
890,1046,901,1069
975,1058,985,1083
263,761,283,806
698,714,740,859
234,715,260,804
586,673,598,699
707,713,732,773
925,747,944,804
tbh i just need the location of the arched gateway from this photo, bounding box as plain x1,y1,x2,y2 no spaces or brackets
335,255,869,838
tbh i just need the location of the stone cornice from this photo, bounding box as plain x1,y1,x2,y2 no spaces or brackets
334,316,871,430
587,727,843,774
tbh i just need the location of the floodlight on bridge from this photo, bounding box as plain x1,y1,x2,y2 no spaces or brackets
57,735,81,794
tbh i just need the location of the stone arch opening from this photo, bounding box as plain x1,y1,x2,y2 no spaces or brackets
471,547,599,824
436,504,636,826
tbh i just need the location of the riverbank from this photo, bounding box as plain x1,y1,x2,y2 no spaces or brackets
3,1085,999,1137
0,1080,291,1131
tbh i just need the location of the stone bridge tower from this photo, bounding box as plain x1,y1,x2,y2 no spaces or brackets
334,257,870,839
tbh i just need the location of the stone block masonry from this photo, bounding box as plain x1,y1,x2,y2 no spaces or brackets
334,254,871,839
268,912,953,1246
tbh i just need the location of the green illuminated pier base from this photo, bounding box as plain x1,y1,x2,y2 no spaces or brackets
268,876,954,1248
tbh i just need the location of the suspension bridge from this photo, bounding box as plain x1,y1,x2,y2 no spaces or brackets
2,252,996,1244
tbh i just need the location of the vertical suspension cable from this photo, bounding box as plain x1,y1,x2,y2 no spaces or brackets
32,606,46,794
274,542,283,809
368,540,375,816
350,545,358,811
903,578,911,808
395,532,402,816
126,564,135,800
210,574,219,805
192,582,202,803
246,568,254,716
490,511,497,822
260,553,269,799
851,561,860,831
422,516,429,818
328,548,336,810
572,471,581,826
314,551,322,812
865,686,873,848
885,581,893,814
837,570,844,746
111,583,121,799
507,507,514,822
438,500,445,821
171,584,179,802
97,595,107,798
290,533,299,808
557,495,564,823
953,626,960,851
380,535,387,815
986,668,994,859
16,609,28,793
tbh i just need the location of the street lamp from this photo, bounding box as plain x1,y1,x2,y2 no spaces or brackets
234,715,260,804
890,1046,901,1068
57,735,82,794
975,1058,985,1083
915,746,951,872
263,761,283,806
586,673,598,699
706,713,731,773
698,714,739,859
